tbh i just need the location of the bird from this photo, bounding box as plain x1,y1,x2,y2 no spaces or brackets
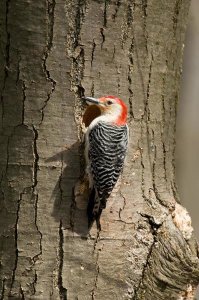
83,95,128,229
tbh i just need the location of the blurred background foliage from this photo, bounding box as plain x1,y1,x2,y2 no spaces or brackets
177,0,199,240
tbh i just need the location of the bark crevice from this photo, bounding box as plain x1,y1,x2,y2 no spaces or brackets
58,221,67,300
32,126,39,189
1,0,11,127
41,0,56,124
9,192,23,296
134,215,160,300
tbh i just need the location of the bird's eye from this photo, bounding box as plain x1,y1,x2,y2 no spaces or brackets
107,100,113,105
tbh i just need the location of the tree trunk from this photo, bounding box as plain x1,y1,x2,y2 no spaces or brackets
0,0,198,299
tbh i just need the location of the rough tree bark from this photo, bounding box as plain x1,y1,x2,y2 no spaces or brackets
0,0,199,299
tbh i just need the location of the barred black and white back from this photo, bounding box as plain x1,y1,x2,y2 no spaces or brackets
86,121,128,225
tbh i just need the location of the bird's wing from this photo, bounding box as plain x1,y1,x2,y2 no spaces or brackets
88,121,128,201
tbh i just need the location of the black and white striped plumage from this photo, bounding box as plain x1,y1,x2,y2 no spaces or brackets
86,121,128,225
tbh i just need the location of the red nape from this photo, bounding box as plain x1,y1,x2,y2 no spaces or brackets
106,95,128,125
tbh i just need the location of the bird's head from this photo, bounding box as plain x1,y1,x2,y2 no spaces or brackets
83,95,128,126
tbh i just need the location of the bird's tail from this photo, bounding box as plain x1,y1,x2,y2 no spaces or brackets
87,188,103,230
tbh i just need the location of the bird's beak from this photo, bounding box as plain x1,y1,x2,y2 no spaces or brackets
83,97,100,105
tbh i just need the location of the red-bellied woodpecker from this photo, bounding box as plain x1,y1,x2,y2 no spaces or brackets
83,95,128,228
